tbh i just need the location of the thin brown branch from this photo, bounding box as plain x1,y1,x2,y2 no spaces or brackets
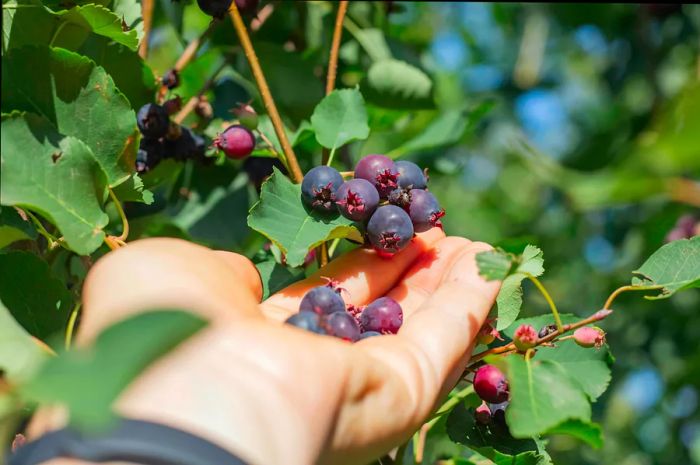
138,0,154,59
250,2,274,32
325,1,348,96
229,2,303,183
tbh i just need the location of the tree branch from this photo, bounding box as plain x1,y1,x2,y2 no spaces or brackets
138,0,154,59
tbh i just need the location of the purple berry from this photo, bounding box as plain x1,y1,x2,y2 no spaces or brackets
137,103,169,139
214,124,256,159
301,166,343,213
359,331,381,339
396,160,427,190
335,179,380,222
354,154,399,198
197,0,232,18
408,189,445,232
161,69,180,90
299,286,345,315
136,138,163,173
323,311,361,342
235,0,259,15
473,364,509,404
359,297,403,334
367,205,414,254
285,312,326,335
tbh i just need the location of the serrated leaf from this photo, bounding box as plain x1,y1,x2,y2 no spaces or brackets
310,88,370,150
0,298,49,383
496,274,526,330
22,310,207,430
0,206,37,249
2,46,139,190
477,249,514,280
495,355,591,438
247,168,363,267
363,59,433,109
254,257,305,300
1,113,109,254
631,236,700,299
519,245,544,277
546,419,603,449
0,251,73,347
54,4,138,50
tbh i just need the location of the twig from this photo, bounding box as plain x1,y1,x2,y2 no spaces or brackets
250,2,274,32
229,2,303,183
173,60,229,124
138,0,154,59
64,302,81,349
525,273,563,332
109,188,129,242
325,1,348,96
414,423,430,463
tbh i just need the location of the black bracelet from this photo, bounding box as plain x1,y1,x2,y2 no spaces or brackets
8,418,249,465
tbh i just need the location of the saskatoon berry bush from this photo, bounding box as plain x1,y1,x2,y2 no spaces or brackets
1,1,700,464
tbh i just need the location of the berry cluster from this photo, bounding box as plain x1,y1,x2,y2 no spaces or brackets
197,0,258,18
135,102,208,173
301,155,444,255
284,280,403,342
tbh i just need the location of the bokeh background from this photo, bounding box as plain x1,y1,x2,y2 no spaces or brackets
130,2,700,464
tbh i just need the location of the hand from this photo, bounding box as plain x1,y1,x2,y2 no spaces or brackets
29,229,499,465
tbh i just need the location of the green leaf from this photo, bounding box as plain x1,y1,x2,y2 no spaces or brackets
387,109,466,158
519,245,545,276
446,401,544,465
53,4,138,51
349,27,391,62
496,274,526,331
362,59,433,109
477,249,514,281
254,257,305,300
495,355,591,438
0,298,49,383
1,113,109,254
0,251,72,346
545,419,603,449
22,310,207,430
631,236,700,299
247,168,363,267
0,206,37,249
2,46,139,190
310,88,370,150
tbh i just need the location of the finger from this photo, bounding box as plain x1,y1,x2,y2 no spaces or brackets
79,238,263,344
212,250,264,302
261,228,445,321
362,242,499,418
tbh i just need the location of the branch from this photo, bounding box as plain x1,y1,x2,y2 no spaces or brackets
228,2,303,183
138,0,154,59
325,1,348,95
109,188,129,242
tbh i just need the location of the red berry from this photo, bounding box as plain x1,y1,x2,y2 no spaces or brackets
474,401,492,425
573,326,606,348
214,124,256,159
473,364,509,404
513,324,538,351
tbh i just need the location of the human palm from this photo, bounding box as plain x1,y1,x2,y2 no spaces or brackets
31,228,499,465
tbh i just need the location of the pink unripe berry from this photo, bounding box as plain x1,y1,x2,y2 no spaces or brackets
573,326,606,348
513,324,538,351
476,318,502,345
473,364,509,404
232,103,259,130
474,401,492,425
214,124,256,159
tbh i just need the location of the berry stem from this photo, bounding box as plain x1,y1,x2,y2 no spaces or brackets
326,146,337,166
138,0,154,59
64,302,81,350
603,284,664,310
228,2,303,183
327,238,341,258
525,273,563,332
109,188,129,242
25,210,59,247
173,60,228,124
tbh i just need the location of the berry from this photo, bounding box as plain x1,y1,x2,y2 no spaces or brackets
367,205,414,254
162,96,182,115
235,0,259,15
408,189,445,232
387,188,411,210
474,402,492,425
214,124,256,159
396,160,428,190
359,297,403,334
232,103,259,130
489,401,509,428
359,331,381,339
197,0,232,18
135,138,163,173
161,69,180,89
473,364,509,404
335,179,380,222
573,326,606,348
243,157,286,192
285,312,326,335
538,324,557,339
301,166,343,213
164,126,204,162
323,311,361,342
354,154,399,198
476,319,502,345
513,324,538,351
137,103,169,139
299,286,345,315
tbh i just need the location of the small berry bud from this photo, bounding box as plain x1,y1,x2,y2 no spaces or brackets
474,401,491,425
473,364,509,404
476,318,502,345
573,326,606,348
12,434,27,452
195,96,214,121
232,103,259,130
161,69,180,89
513,324,538,351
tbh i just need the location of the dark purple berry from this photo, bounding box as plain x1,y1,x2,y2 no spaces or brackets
473,364,509,404
243,157,286,192
538,324,557,339
299,286,345,315
285,312,326,335
197,0,232,18
335,179,380,222
136,138,163,173
323,311,361,342
214,124,256,159
359,331,381,339
366,205,414,254
408,189,445,232
354,154,399,198
359,297,403,334
164,126,204,162
235,0,259,15
301,166,343,213
396,160,427,190
137,103,169,139
161,69,180,89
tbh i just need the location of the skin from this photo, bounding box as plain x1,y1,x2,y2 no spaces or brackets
29,228,499,465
